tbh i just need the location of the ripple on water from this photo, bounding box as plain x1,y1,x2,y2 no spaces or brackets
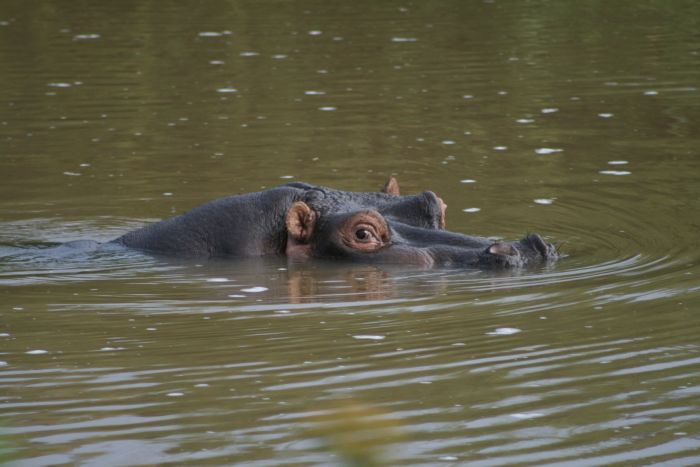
0,184,696,467
0,219,168,286
2,218,697,467
2,1,699,464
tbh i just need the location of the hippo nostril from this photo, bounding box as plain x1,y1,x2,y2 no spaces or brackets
524,234,550,257
488,242,518,257
479,242,523,268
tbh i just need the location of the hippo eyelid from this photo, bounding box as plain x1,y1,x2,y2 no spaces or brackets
339,212,391,251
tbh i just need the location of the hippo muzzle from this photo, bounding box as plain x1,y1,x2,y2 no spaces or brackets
292,208,558,268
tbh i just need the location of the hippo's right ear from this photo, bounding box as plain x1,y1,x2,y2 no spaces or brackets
381,176,400,196
285,201,316,242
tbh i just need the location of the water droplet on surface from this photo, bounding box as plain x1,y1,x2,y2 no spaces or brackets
304,90,326,95
167,392,184,397
516,118,534,123
608,160,628,165
241,286,268,293
463,208,480,213
598,113,614,118
541,108,559,114
493,146,507,151
352,335,385,340
206,278,230,283
644,90,658,96
26,350,49,355
599,170,631,176
460,179,476,184
319,106,336,111
391,37,417,42
487,327,521,336
535,148,563,155
216,88,238,93
73,34,100,40
240,51,259,57
534,198,554,205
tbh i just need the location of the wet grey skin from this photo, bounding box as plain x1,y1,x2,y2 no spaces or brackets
306,210,558,268
111,180,559,269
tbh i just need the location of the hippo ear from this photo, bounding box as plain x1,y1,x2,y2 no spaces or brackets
285,201,316,242
381,176,400,196
436,194,447,229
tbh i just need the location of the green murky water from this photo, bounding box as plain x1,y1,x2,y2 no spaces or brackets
1,1,699,465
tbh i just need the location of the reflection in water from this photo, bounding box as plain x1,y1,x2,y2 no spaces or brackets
1,234,699,464
287,266,395,303
6,222,699,464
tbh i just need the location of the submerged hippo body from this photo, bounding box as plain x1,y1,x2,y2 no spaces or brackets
113,179,558,268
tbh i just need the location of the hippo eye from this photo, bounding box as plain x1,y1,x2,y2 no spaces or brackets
342,214,390,252
355,228,370,241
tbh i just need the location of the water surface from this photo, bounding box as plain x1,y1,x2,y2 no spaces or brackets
1,1,699,465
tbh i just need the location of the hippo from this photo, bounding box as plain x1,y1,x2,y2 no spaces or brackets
111,178,558,268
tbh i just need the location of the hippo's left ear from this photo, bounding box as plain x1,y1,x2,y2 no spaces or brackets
381,176,400,196
285,201,316,242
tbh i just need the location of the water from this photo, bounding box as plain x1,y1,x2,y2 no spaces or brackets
1,1,699,465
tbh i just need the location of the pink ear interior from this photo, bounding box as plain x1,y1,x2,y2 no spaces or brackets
285,202,316,242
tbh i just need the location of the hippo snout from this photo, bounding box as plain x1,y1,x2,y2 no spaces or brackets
479,234,558,268
517,233,558,260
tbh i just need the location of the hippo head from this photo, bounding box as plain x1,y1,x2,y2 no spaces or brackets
284,178,558,268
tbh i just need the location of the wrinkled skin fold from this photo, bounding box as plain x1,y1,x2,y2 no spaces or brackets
113,178,559,269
